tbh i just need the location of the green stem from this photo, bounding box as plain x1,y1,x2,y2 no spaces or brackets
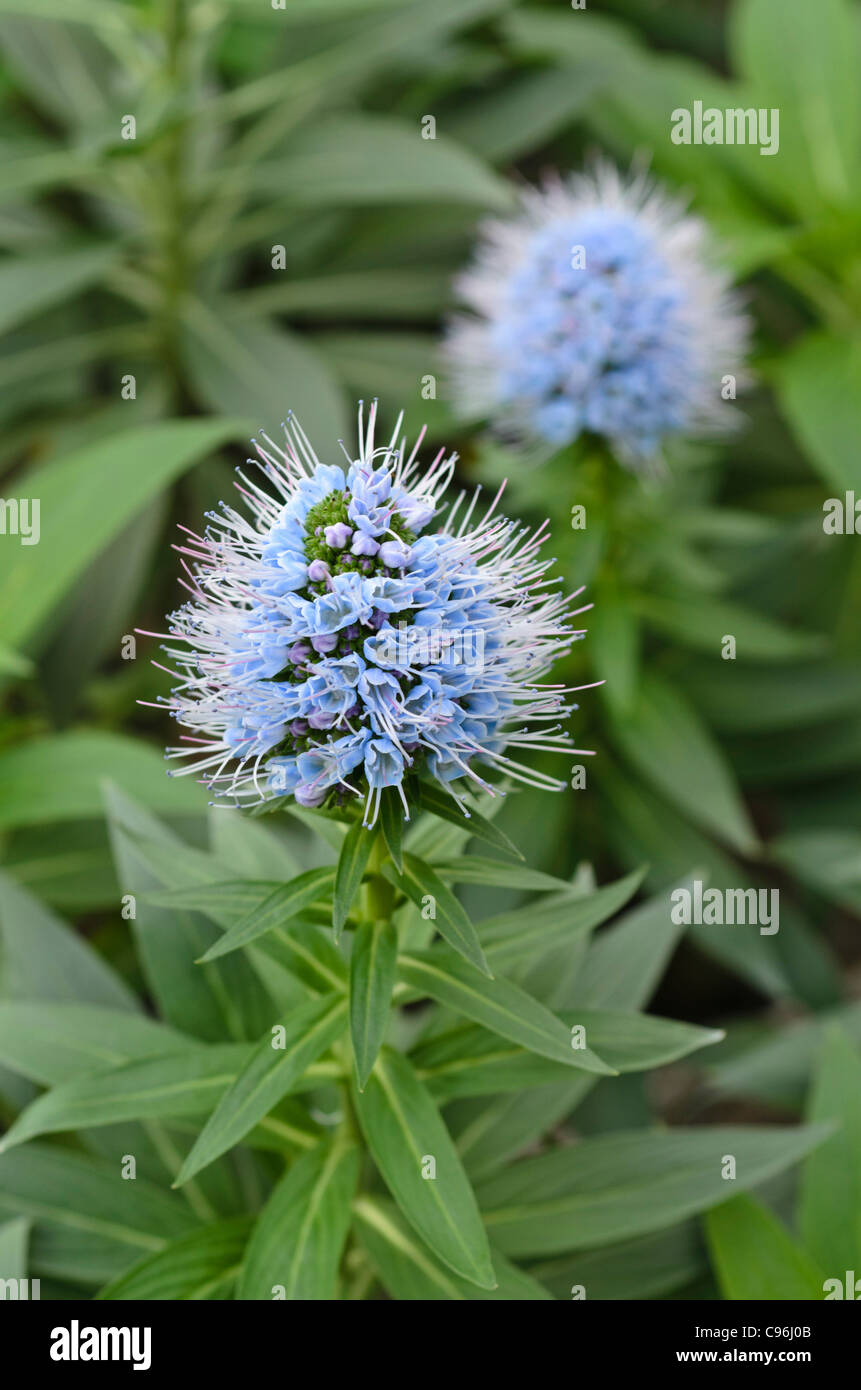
156,0,189,410
361,833,396,923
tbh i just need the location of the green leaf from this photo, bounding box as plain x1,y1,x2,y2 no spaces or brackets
447,66,604,164
0,870,137,1011
416,1010,722,1101
0,1046,251,1151
678,658,861,735
0,1003,192,1086
0,641,33,678
248,115,513,211
239,267,453,323
0,1144,198,1258
772,830,861,914
146,881,277,924
237,1139,359,1300
478,867,646,974
97,1218,252,1301
105,786,274,1043
208,808,301,882
430,857,571,892
399,950,615,1076
530,1221,705,1302
0,732,207,829
176,993,348,1185
353,1048,495,1289
0,418,247,650
350,918,398,1090
415,781,523,860
0,1,133,29
384,853,490,977
182,298,347,448
379,787,404,873
333,820,376,939
197,868,335,963
149,883,346,997
707,1001,861,1110
730,0,860,208
568,875,694,1010
0,245,117,338
589,593,639,717
609,675,758,856
452,878,690,1181
775,332,861,492
798,1027,861,1273
353,1196,552,1301
705,1195,825,1300
478,1125,831,1257
638,594,824,661
0,1216,29,1282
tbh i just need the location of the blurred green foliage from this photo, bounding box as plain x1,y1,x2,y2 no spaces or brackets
0,0,860,1301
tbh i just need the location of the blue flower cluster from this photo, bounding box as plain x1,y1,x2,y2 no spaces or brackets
164,408,576,823
494,209,689,452
446,169,749,463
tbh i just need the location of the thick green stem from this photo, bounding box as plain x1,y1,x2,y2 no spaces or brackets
360,833,396,924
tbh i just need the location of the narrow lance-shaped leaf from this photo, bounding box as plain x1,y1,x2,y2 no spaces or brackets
0,1217,29,1283
350,918,398,1090
237,1139,359,1301
352,1047,496,1290
0,419,248,651
96,1218,252,1302
478,1125,833,1258
398,949,615,1076
333,820,376,939
0,1144,199,1255
705,1195,826,1301
430,857,572,892
384,853,490,977
175,993,348,1186
0,1046,251,1152
415,1009,723,1101
353,1195,553,1301
0,1002,195,1087
197,868,335,963
415,782,523,861
798,1026,861,1275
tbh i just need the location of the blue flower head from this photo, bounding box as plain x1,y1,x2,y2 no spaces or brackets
445,166,750,465
161,403,591,824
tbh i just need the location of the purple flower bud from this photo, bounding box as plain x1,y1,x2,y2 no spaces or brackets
295,782,326,808
378,540,411,569
290,719,308,736
311,633,338,654
351,532,379,557
307,558,330,583
287,642,311,664
324,522,352,549
368,609,387,631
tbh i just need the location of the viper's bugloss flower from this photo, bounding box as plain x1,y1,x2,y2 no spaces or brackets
156,403,595,825
445,166,750,464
